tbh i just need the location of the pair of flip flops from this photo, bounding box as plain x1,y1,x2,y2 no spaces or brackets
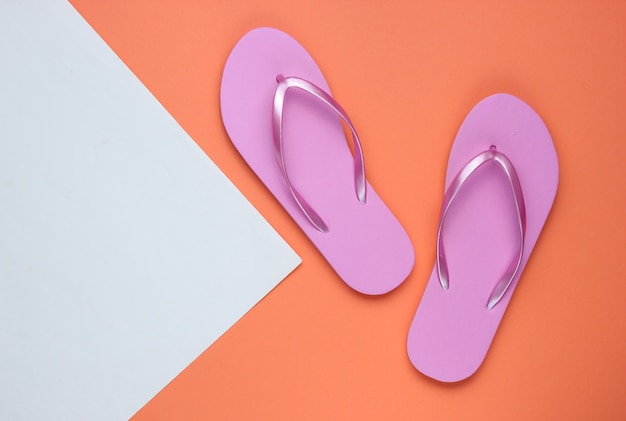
220,28,559,382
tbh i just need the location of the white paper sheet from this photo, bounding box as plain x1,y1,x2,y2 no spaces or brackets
0,1,300,419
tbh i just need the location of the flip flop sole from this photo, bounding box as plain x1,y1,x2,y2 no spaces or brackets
407,93,559,382
220,28,414,295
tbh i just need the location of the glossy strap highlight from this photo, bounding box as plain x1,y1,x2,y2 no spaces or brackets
272,75,366,233
436,146,526,309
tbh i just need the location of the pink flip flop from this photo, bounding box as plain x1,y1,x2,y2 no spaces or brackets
220,28,414,295
407,94,559,382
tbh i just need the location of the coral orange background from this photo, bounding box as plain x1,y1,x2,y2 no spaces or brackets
70,1,625,419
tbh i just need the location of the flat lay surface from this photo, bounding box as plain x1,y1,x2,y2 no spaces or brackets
66,0,625,418
0,2,299,419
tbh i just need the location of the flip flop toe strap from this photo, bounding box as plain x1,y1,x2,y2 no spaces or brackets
436,146,527,309
272,75,366,233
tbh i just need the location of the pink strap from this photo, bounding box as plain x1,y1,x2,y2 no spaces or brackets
272,75,366,233
436,146,526,309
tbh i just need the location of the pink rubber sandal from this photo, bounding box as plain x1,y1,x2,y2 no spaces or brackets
220,28,414,295
407,94,559,382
